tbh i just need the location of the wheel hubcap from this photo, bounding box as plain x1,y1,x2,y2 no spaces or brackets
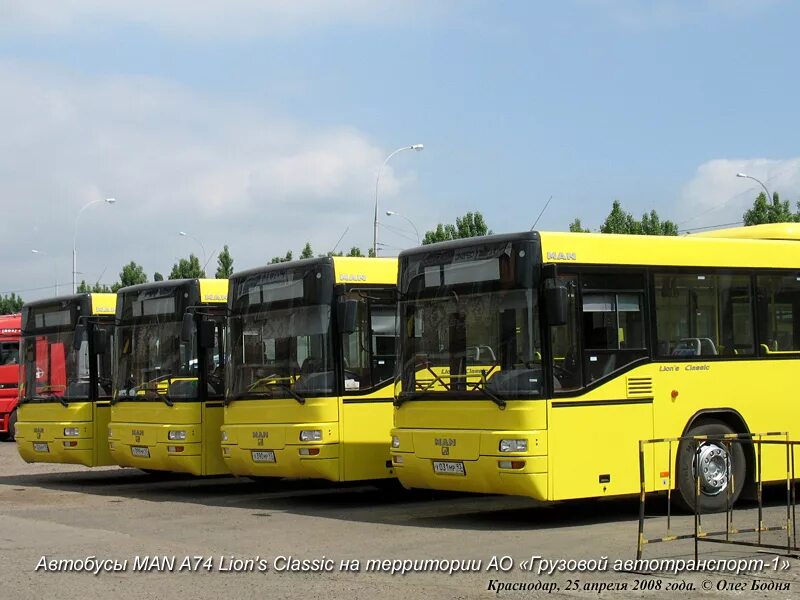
694,443,731,496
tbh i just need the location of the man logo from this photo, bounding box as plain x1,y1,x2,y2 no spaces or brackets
441,446,449,456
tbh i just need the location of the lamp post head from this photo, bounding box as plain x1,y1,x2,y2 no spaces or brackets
179,231,187,236
736,173,748,178
386,210,396,216
31,249,40,254
105,197,116,204
411,144,424,151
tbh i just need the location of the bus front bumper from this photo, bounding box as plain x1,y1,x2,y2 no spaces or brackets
390,452,549,499
109,422,205,476
15,420,96,467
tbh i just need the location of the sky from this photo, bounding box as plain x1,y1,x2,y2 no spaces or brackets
2,0,799,301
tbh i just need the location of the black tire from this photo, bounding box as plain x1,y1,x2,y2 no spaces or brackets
676,419,746,513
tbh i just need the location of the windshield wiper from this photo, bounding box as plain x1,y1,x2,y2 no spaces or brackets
31,393,68,407
476,384,506,409
478,369,506,409
276,383,305,405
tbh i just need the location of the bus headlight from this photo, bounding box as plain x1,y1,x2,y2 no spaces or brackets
168,430,187,441
499,439,527,452
299,430,322,442
64,427,80,437
392,435,400,449
221,430,228,442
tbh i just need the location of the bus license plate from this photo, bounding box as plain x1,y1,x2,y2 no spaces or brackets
251,450,276,463
131,446,150,458
33,442,49,453
433,461,465,476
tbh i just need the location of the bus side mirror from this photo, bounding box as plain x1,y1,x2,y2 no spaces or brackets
181,313,195,343
337,299,358,334
198,321,216,349
546,286,568,327
93,328,108,355
73,324,86,351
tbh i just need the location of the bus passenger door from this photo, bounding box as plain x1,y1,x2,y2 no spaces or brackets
548,271,654,500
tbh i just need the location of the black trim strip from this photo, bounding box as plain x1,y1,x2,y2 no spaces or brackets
342,397,395,404
551,397,654,408
205,402,224,408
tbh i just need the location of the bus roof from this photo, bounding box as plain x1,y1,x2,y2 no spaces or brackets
538,229,800,269
22,293,116,316
689,222,800,241
231,256,397,287
116,279,227,305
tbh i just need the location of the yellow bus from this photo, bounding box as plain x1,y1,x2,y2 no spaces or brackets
391,225,800,512
108,279,227,476
15,293,116,466
222,256,398,482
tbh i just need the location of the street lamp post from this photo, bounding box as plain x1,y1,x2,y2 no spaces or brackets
736,172,773,202
32,249,59,295
373,144,423,256
385,210,420,244
179,231,208,273
73,198,116,293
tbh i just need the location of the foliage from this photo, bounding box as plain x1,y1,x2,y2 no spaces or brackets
169,254,205,279
119,261,148,288
269,250,293,264
300,243,314,259
568,218,591,233
216,245,234,278
599,200,678,236
743,192,800,225
0,293,24,314
153,272,164,282
422,211,491,245
77,280,114,293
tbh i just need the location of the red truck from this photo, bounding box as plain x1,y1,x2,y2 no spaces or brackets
0,313,21,440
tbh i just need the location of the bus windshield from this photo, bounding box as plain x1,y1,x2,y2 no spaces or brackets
115,321,199,402
228,304,334,400
398,238,543,401
21,329,96,402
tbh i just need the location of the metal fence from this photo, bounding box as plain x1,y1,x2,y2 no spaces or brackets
637,432,799,560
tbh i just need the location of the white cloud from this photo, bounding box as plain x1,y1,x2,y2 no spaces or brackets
0,0,433,39
677,157,800,229
0,60,419,298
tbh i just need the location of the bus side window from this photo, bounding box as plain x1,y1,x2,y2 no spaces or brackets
655,273,754,358
757,275,800,354
580,273,647,383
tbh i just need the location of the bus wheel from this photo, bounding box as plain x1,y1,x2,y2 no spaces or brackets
676,419,745,513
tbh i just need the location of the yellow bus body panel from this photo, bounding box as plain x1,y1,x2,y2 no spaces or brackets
392,358,800,500
223,385,395,482
109,401,227,476
16,401,114,467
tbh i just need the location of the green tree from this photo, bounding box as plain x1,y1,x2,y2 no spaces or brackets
169,254,205,279
77,280,113,293
599,200,678,236
119,261,148,288
0,293,23,314
743,191,800,225
269,250,293,264
347,247,364,257
153,272,164,282
300,243,314,259
422,211,491,245
568,218,591,233
216,245,234,278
